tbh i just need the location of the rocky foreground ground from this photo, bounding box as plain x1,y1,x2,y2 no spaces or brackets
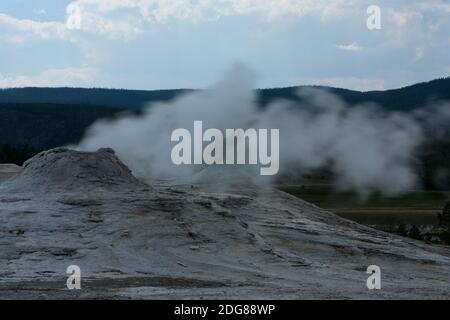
0,149,449,299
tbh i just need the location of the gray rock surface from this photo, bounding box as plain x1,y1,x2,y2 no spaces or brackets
0,164,20,183
0,149,449,299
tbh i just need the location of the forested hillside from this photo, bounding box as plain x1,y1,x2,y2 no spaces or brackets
1,77,449,110
0,88,189,109
0,103,125,155
258,77,450,110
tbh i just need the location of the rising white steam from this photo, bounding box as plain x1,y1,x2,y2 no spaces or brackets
78,65,424,195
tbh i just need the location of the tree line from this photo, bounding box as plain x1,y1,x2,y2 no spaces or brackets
0,144,40,166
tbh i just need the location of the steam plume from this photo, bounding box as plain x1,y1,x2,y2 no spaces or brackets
78,65,428,195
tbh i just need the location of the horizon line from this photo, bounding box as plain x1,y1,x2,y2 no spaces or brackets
0,76,449,94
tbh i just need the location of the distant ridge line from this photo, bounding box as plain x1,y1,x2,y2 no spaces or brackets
0,77,449,110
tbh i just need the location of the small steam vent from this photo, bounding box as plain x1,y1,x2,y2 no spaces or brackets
1,148,147,192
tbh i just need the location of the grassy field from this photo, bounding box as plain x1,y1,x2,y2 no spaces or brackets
277,184,450,227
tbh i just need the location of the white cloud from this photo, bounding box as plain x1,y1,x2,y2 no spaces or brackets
1,0,449,42
71,0,330,22
0,68,99,88
162,0,358,22
0,13,69,40
336,42,363,52
228,0,323,20
379,2,449,62
79,13,142,38
388,8,422,28
65,0,360,38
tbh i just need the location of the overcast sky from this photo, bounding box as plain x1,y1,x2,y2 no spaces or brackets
0,0,449,91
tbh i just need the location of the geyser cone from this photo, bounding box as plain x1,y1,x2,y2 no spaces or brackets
1,148,147,192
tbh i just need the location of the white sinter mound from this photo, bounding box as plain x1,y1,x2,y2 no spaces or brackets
1,148,146,192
